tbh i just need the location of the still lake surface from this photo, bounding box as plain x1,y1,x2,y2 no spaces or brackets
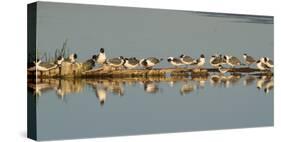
28,73,273,140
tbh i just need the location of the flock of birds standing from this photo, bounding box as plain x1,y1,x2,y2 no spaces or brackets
33,48,274,74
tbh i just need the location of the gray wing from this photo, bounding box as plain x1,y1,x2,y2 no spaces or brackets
40,62,56,68
191,59,199,65
108,58,122,64
128,58,139,65
262,62,269,68
220,57,227,63
268,60,273,65
173,58,183,64
183,56,193,62
211,57,221,64
147,57,160,64
247,56,256,62
229,57,241,64
83,59,95,67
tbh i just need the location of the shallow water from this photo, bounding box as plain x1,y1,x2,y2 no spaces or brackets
28,73,273,140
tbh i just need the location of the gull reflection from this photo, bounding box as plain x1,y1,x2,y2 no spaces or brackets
209,75,221,87
29,82,54,96
225,75,241,87
192,77,207,89
143,81,159,94
53,79,65,100
28,74,273,106
215,75,241,88
168,81,176,87
96,87,107,106
107,82,124,96
256,76,267,90
54,79,84,100
243,75,256,86
264,80,273,94
28,79,59,96
180,83,196,96
256,76,273,94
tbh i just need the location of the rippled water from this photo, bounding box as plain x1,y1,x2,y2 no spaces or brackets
28,74,273,140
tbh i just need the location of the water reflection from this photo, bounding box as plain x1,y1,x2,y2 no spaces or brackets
28,74,273,106
180,83,196,96
243,75,256,86
256,76,274,94
143,81,160,94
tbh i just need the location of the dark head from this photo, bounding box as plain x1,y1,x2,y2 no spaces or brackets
263,57,268,62
223,56,227,60
73,53,77,59
180,54,184,58
243,53,247,56
36,59,40,62
92,55,97,60
100,48,105,53
167,58,172,62
122,59,127,65
57,56,63,60
91,60,95,66
142,59,148,66
100,100,105,106
211,55,216,58
264,88,268,93
200,54,205,58
257,60,261,63
119,56,124,59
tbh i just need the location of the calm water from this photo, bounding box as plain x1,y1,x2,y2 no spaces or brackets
30,2,273,141
28,74,273,140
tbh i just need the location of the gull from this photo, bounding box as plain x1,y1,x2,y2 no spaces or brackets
124,57,139,69
256,59,270,71
218,65,230,74
106,56,125,69
262,57,274,68
55,56,64,67
167,57,184,67
28,59,57,72
243,53,256,67
66,53,78,64
224,55,242,68
191,54,205,68
210,55,224,68
96,48,106,65
140,57,163,69
179,54,194,67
